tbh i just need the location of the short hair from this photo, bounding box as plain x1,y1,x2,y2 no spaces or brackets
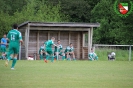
51,37,55,40
3,34,6,36
12,24,18,29
70,43,72,45
57,40,60,42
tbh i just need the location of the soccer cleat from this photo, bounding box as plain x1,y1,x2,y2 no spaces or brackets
5,60,8,67
11,68,14,70
44,59,48,63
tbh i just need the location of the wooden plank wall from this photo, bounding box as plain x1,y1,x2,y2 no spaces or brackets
50,31,58,50
60,32,69,51
23,30,90,60
39,31,48,46
70,32,78,58
28,31,37,56
83,47,88,59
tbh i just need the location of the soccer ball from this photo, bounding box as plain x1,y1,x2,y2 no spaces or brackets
27,57,34,60
111,52,116,56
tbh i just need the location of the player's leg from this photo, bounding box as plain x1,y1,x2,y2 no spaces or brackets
54,52,59,60
93,53,98,60
59,52,65,60
1,47,6,60
44,49,51,63
10,45,19,69
45,51,50,60
43,51,46,60
5,47,13,67
49,51,54,62
88,53,93,61
40,50,43,60
66,52,71,60
11,54,18,69
69,52,76,60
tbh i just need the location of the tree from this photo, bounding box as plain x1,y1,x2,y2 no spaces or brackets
0,0,68,38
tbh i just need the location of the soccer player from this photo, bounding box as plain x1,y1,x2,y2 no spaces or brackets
44,37,57,63
64,43,76,60
88,48,98,61
1,34,7,60
39,44,45,60
54,40,65,60
5,24,23,70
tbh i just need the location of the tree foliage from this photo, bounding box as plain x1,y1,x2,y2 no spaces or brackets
0,0,133,44
0,0,66,38
91,0,133,44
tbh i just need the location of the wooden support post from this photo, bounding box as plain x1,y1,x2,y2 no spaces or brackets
82,32,85,59
90,27,93,48
58,31,60,40
36,31,39,60
25,28,27,59
88,28,91,54
48,31,50,40
69,31,71,44
77,32,80,59
26,24,30,58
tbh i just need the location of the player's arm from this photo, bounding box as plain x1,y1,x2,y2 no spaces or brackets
1,38,3,43
53,43,57,46
19,32,23,45
70,47,74,52
20,39,23,45
1,38,7,45
64,47,67,53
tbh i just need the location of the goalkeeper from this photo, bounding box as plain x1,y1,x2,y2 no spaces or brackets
54,40,65,60
64,43,76,60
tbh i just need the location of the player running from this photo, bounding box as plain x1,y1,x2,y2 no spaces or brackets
54,40,65,60
44,37,57,63
0,34,7,60
64,43,76,61
5,24,23,70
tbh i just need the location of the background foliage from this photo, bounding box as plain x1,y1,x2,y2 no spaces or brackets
0,0,132,44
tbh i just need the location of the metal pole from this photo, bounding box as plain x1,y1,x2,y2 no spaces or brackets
19,44,21,60
129,45,131,61
57,45,59,60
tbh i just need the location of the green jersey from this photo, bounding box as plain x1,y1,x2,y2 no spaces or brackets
54,44,63,52
7,29,22,46
64,46,74,53
45,40,54,49
7,29,22,54
39,46,45,55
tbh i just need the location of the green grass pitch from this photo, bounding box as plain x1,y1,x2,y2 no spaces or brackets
0,60,133,88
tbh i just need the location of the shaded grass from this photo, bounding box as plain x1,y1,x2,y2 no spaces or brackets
0,60,133,88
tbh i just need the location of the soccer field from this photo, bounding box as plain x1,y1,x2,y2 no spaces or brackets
0,60,133,88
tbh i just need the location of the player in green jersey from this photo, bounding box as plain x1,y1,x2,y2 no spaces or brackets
54,40,65,60
5,24,23,70
64,43,76,60
44,37,57,63
88,48,98,61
